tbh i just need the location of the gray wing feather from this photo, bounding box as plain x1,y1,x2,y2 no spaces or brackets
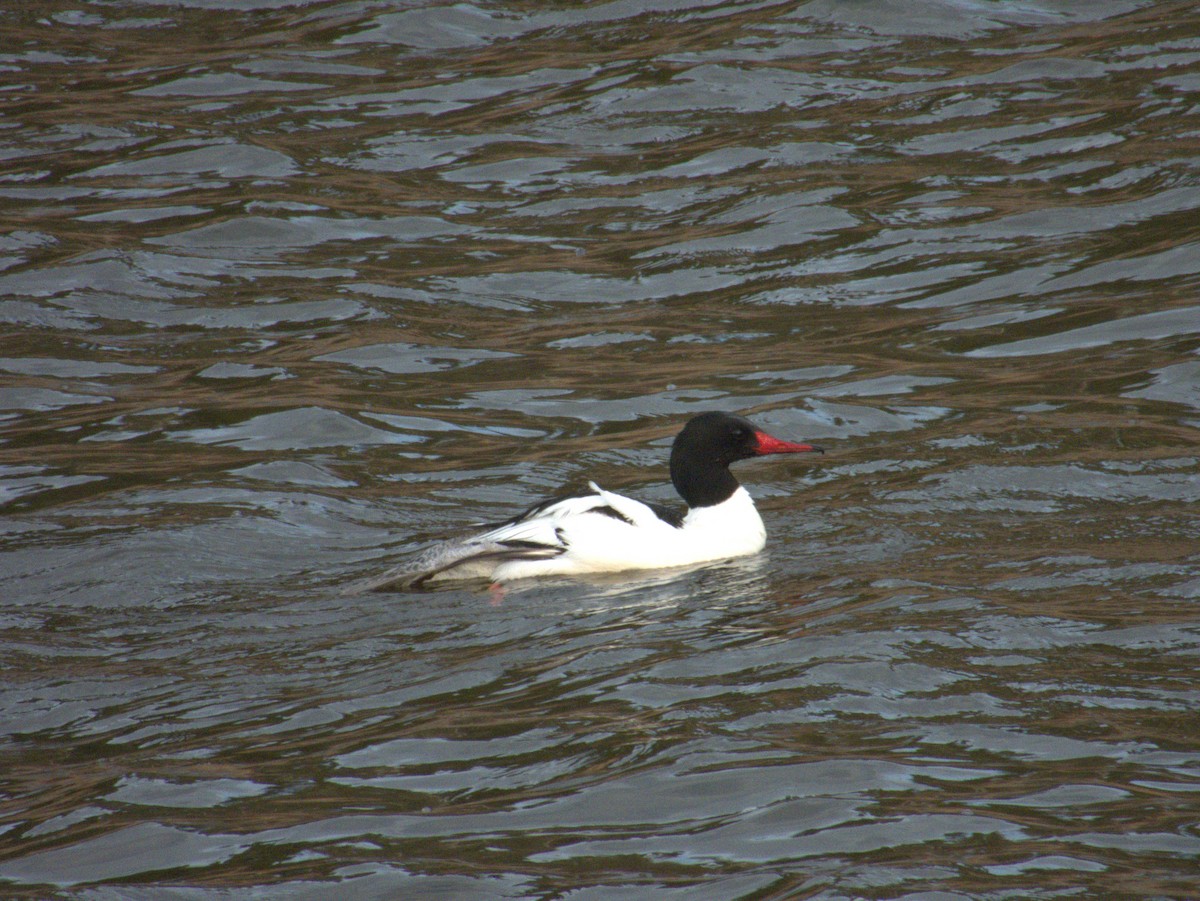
350,534,566,593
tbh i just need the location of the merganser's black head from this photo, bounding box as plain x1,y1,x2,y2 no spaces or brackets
669,411,823,508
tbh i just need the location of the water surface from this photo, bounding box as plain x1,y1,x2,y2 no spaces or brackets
2,0,1200,897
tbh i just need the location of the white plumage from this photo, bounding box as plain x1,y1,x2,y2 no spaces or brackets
362,412,821,591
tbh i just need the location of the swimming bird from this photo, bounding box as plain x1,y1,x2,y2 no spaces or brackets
368,411,822,590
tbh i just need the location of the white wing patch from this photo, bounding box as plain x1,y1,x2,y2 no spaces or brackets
586,481,664,529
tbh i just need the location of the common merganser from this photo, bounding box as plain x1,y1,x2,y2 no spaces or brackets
368,411,822,590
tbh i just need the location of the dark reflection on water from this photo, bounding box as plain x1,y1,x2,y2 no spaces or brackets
3,0,1200,896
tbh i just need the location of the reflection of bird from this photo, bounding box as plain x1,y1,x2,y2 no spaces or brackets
372,411,823,590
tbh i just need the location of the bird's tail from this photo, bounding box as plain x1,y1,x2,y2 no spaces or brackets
344,536,564,593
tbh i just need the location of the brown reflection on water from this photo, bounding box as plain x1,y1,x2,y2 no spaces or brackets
3,0,1200,896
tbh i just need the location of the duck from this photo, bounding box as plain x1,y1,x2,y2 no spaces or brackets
368,411,822,590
